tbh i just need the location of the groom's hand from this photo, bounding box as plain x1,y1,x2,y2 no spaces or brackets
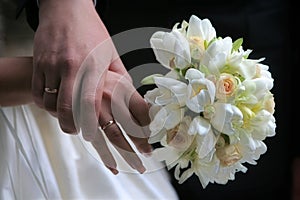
32,0,109,133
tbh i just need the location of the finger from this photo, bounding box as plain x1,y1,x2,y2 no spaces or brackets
107,57,149,126
49,111,58,118
102,120,146,174
107,43,126,74
129,91,151,127
127,91,152,154
109,56,132,82
31,60,45,108
43,73,60,112
78,67,106,141
107,72,152,154
77,43,113,141
112,97,152,155
57,75,77,134
91,128,119,175
108,58,152,153
99,95,146,174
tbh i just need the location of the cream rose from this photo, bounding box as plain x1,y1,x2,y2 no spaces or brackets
166,119,193,150
264,95,275,114
216,73,238,100
216,143,242,167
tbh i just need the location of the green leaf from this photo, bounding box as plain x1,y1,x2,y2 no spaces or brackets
206,37,217,49
141,74,163,85
232,38,243,52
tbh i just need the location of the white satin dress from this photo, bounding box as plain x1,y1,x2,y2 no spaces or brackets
0,105,178,200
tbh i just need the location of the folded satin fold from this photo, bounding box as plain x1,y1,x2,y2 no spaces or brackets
0,104,179,200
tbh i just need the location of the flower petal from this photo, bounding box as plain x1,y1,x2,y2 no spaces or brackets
210,103,243,135
187,15,216,42
188,116,211,135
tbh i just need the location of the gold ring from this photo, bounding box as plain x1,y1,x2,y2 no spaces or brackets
44,87,58,94
101,119,115,131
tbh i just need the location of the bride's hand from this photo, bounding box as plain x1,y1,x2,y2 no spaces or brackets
90,69,152,174
73,51,152,174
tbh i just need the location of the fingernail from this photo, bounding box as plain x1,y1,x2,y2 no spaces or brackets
129,162,146,174
107,166,119,175
138,166,146,174
139,144,153,154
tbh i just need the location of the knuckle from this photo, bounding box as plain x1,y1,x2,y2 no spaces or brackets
61,57,80,75
82,94,96,103
35,55,55,69
57,103,73,115
63,57,77,68
103,89,112,99
106,125,123,143
81,95,96,109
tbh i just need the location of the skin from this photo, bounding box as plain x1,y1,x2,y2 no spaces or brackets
33,0,112,133
0,54,151,174
0,57,33,106
27,0,153,174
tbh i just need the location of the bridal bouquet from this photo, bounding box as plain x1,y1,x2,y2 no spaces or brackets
142,15,276,188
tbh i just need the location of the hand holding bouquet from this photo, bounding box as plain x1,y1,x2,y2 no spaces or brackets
142,15,276,188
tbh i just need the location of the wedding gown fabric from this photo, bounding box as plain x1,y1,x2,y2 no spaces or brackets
0,105,178,200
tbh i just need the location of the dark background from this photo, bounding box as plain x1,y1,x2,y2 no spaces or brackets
101,0,293,199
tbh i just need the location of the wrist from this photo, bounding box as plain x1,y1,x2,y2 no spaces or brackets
38,0,98,25
37,0,97,7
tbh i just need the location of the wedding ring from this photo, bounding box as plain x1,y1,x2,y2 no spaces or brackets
44,87,58,94
101,119,115,131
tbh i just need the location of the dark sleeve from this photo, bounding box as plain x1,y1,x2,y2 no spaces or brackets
18,0,108,31
23,0,39,31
